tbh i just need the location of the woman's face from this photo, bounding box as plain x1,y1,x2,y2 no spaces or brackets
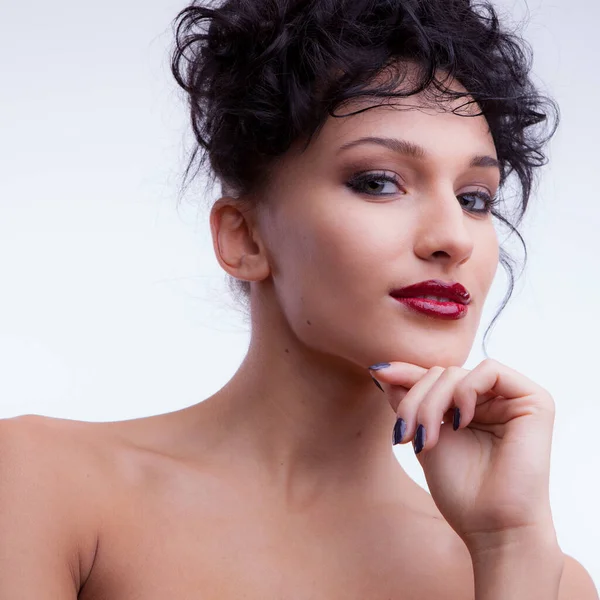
255,88,501,370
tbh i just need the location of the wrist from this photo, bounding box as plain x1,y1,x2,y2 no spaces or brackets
469,537,564,600
464,521,560,559
470,535,564,571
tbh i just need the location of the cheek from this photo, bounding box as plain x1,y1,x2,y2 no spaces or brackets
479,228,500,292
296,207,391,293
271,204,386,332
468,227,500,326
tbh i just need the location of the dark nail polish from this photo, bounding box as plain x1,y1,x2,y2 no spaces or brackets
392,418,406,445
371,376,384,392
369,362,391,371
453,407,461,431
413,424,426,454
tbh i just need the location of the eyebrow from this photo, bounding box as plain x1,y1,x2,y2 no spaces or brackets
337,136,500,170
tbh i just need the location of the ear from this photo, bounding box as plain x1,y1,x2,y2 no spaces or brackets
209,197,271,284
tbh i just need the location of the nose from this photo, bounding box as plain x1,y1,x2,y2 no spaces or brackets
413,188,474,267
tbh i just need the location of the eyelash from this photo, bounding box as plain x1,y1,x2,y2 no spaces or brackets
346,170,499,215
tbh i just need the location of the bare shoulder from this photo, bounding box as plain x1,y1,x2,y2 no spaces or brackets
0,412,108,483
560,554,599,599
0,412,151,494
0,412,123,474
0,414,121,594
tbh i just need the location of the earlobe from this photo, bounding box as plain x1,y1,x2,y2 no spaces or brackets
209,198,271,283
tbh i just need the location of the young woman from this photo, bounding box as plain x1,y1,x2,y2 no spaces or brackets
0,0,597,598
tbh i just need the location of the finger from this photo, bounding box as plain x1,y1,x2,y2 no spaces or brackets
368,362,429,389
368,362,428,413
414,366,469,451
453,359,552,428
392,366,446,445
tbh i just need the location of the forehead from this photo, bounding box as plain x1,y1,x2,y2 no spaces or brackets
298,63,496,160
261,70,501,200
313,89,495,159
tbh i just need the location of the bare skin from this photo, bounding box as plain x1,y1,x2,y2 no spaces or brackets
0,80,596,598
39,409,476,599
1,407,590,599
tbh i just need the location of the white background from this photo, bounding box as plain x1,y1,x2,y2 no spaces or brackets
1,0,598,588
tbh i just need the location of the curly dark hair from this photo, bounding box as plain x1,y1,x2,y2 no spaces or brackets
170,0,559,355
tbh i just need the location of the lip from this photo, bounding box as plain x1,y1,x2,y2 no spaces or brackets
390,279,471,320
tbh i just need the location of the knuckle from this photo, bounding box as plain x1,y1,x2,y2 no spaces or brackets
481,357,500,369
445,365,464,379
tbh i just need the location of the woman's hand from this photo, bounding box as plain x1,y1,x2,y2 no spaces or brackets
369,358,560,556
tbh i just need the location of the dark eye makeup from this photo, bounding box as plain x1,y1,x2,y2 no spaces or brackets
345,170,499,215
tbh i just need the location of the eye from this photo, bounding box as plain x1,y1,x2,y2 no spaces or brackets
346,171,404,196
457,190,498,214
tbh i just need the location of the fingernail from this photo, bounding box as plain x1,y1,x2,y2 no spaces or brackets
453,407,461,431
392,417,406,445
371,376,384,392
369,362,391,371
413,424,426,454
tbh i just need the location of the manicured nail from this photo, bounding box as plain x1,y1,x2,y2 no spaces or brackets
413,424,426,454
392,418,406,445
371,376,384,392
369,362,391,371
453,407,461,431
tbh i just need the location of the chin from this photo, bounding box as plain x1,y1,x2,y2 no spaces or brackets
382,345,472,370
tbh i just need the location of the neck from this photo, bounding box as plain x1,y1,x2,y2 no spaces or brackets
198,301,415,509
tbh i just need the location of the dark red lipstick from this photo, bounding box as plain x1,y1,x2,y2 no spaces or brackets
390,279,471,320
